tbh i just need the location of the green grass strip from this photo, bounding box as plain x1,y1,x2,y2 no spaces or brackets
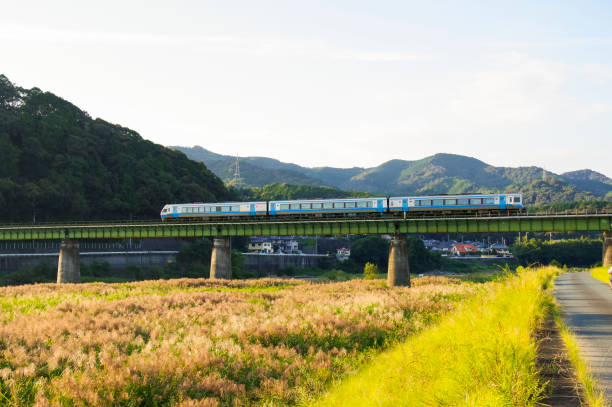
311,268,558,407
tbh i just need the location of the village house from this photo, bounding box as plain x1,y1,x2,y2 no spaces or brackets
451,243,479,256
336,248,351,261
248,236,300,254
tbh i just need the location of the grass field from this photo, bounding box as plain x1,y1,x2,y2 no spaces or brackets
312,267,559,407
0,276,480,406
591,266,611,286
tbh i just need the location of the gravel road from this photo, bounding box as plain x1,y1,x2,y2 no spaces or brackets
554,272,612,404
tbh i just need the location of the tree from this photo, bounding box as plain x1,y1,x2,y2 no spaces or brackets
406,237,443,274
510,238,601,267
363,262,379,279
350,236,390,269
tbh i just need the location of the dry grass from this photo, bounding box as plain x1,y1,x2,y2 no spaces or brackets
0,276,476,406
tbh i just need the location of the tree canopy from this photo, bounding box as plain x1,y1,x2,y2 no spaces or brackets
0,75,229,223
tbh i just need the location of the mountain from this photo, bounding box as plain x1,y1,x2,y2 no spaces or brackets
0,75,229,222
174,146,611,204
175,146,325,187
560,169,612,197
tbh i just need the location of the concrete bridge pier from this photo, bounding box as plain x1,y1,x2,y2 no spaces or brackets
210,237,232,279
56,239,80,284
604,231,612,268
387,234,410,287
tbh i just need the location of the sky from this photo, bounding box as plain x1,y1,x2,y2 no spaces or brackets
1,1,612,177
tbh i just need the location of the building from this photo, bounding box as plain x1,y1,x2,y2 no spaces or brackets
451,243,478,256
489,243,510,255
431,241,455,253
336,248,351,261
248,236,300,254
248,240,274,254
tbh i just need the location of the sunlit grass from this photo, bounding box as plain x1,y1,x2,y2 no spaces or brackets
312,267,559,407
590,266,610,286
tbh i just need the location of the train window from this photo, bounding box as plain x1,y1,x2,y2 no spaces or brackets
483,198,495,204
290,204,300,210
280,204,290,210
357,201,367,208
433,199,444,206
457,199,468,205
312,203,323,209
345,202,356,208
222,206,230,212
419,200,432,206
323,202,334,209
301,203,311,209
469,199,482,205
231,205,240,212
445,199,457,205
334,202,345,208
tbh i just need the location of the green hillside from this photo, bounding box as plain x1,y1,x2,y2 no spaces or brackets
176,146,611,204
206,159,326,188
234,182,372,201
174,146,325,187
0,75,228,223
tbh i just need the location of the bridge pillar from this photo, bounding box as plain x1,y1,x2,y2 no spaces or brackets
210,237,232,279
604,231,612,268
57,239,80,284
387,234,410,287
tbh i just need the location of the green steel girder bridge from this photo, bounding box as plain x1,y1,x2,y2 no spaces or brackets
1,212,611,286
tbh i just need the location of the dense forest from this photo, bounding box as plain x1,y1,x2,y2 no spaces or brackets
510,238,602,267
0,75,229,223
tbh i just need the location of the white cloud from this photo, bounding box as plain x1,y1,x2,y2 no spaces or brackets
447,52,567,125
0,24,430,62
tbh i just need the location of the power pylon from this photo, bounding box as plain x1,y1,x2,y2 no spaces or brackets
232,155,244,188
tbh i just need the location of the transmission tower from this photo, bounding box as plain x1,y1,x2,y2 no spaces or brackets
232,155,244,188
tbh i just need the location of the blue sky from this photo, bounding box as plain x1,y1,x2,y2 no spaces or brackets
1,1,611,177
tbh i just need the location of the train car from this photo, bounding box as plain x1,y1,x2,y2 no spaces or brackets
268,197,387,216
388,193,523,212
160,201,267,221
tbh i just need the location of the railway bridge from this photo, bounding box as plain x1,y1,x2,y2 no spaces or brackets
0,212,610,286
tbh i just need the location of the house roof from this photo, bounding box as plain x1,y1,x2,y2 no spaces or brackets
453,244,478,253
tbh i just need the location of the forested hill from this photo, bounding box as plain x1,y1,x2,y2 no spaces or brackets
175,146,612,204
0,75,229,223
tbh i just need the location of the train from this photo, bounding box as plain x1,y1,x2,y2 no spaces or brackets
160,193,523,221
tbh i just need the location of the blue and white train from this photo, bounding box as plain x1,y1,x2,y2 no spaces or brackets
160,193,523,221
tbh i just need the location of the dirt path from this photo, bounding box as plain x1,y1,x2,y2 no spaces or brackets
554,272,612,404
537,317,582,406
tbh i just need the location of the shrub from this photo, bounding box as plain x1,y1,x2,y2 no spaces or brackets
363,262,379,279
